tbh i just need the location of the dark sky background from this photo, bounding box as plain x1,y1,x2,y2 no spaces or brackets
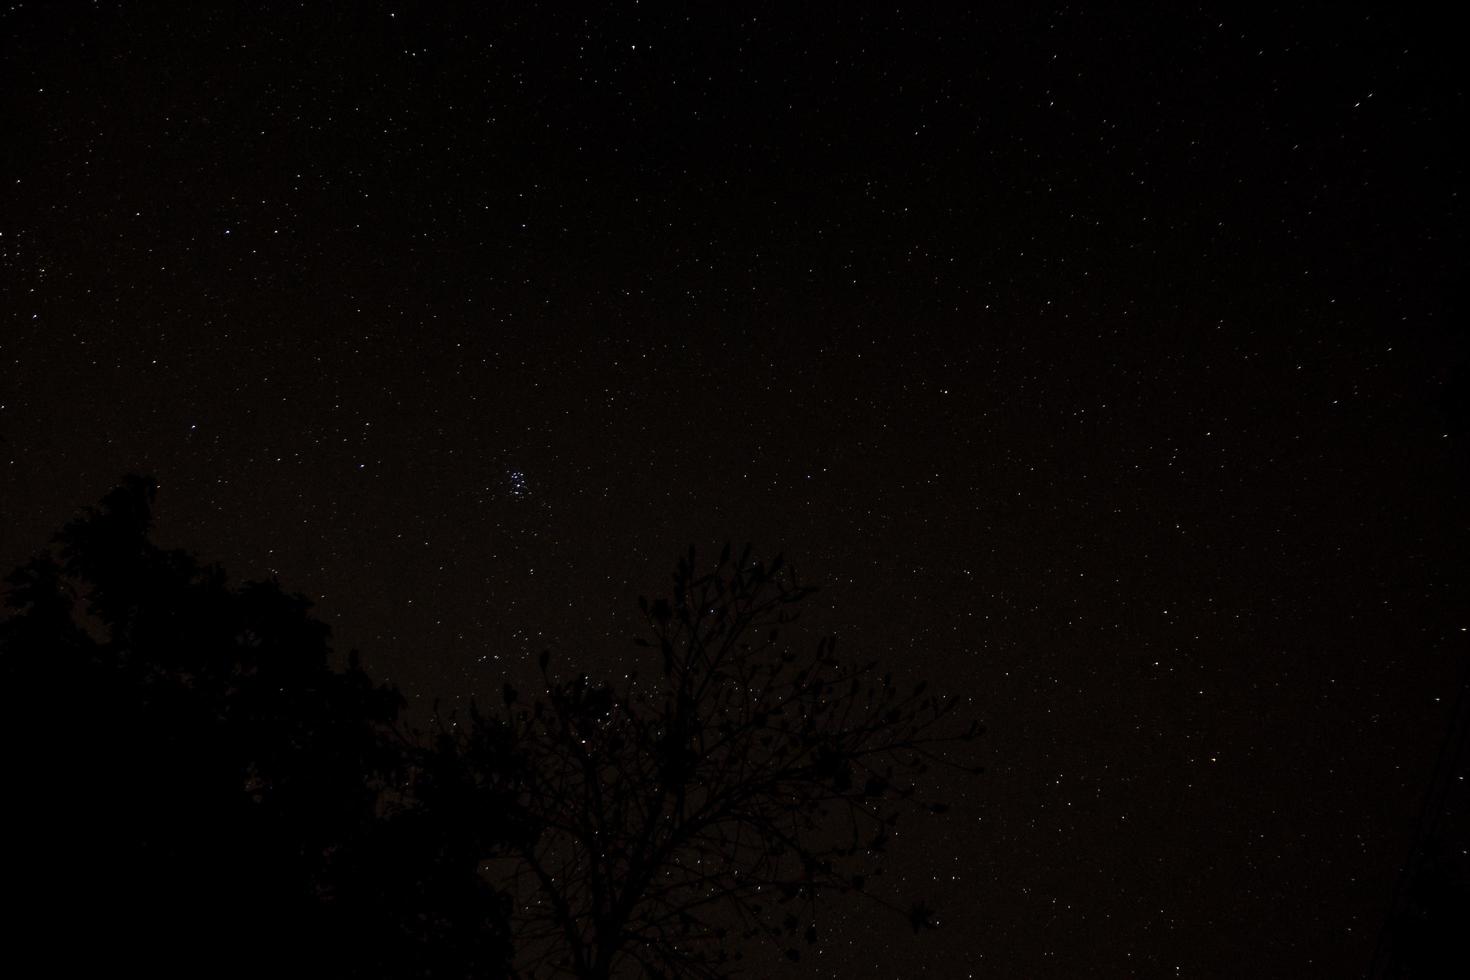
3,3,1466,976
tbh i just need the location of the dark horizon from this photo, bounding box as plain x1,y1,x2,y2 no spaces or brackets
3,4,1465,976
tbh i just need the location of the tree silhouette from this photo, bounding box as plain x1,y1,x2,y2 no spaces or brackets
0,476,516,978
1369,365,1470,978
3,480,977,978
467,544,981,979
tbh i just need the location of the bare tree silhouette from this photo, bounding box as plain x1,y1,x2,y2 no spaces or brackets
3,481,977,978
469,544,982,979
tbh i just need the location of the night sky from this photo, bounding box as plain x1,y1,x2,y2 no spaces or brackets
3,3,1466,976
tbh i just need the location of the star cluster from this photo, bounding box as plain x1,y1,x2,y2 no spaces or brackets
2,4,1464,976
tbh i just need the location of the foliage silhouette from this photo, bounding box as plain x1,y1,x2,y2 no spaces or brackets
1369,364,1470,978
459,543,982,979
0,476,516,978
3,480,978,979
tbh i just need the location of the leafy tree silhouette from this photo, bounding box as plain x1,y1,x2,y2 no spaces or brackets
4,480,977,978
0,476,516,978
1369,364,1470,978
464,544,982,979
